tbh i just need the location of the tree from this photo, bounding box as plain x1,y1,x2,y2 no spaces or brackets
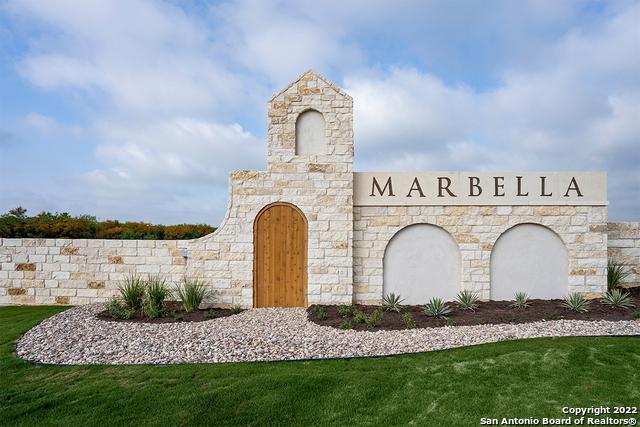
7,207,27,218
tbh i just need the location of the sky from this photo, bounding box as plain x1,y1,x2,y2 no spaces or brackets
0,0,639,225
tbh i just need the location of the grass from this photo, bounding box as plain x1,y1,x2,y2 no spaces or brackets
1,306,639,426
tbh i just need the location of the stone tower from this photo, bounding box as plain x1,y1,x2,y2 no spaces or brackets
190,70,355,306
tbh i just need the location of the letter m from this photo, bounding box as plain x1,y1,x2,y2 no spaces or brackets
370,176,395,197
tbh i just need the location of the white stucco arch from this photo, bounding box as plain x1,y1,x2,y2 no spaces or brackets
490,223,568,300
383,224,461,304
295,109,326,155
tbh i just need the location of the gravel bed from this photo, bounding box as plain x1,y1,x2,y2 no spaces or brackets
16,304,640,365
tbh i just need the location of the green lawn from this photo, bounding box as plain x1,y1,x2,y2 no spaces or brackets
1,307,639,427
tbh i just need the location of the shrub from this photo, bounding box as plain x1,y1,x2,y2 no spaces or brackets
382,293,404,312
401,312,416,329
231,304,243,314
353,309,367,324
601,289,635,309
205,309,218,319
423,297,452,318
143,275,169,318
511,291,531,309
175,278,209,312
455,290,479,311
108,299,135,320
561,292,591,313
313,306,327,321
632,311,640,319
607,261,630,292
337,305,352,317
338,321,353,330
0,207,215,239
118,275,146,310
365,308,384,328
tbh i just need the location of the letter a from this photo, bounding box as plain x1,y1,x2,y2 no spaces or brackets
406,177,425,197
563,177,583,197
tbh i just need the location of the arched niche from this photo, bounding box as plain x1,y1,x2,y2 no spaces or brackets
490,223,568,300
383,224,460,304
295,110,326,155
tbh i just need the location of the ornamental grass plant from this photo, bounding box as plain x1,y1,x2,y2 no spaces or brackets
143,275,170,318
118,275,146,310
175,278,209,312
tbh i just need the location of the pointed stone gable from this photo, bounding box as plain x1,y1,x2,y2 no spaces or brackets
268,69,352,103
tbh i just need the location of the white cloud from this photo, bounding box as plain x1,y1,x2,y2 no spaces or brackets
212,0,364,85
346,3,640,218
9,0,253,117
92,118,263,184
23,112,56,131
3,0,639,222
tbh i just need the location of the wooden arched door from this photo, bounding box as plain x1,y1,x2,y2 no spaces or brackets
254,203,307,307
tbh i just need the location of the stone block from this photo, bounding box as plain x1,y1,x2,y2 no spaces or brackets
15,263,36,271
61,247,79,255
108,255,124,264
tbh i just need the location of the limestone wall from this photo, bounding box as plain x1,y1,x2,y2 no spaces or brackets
0,238,187,305
353,205,608,303
607,222,640,288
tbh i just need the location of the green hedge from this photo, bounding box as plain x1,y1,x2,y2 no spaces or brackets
0,208,216,240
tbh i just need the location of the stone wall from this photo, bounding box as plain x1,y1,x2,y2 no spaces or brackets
0,238,187,305
353,205,608,303
607,222,640,288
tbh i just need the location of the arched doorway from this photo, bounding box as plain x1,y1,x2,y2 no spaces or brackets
490,223,568,300
254,202,307,307
383,224,461,304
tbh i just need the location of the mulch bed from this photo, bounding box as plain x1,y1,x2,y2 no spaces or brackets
97,301,240,324
308,288,640,331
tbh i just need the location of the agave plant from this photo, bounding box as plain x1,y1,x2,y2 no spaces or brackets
423,297,453,318
607,261,631,292
601,289,635,309
561,292,591,313
455,290,480,311
511,291,531,309
382,292,405,312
